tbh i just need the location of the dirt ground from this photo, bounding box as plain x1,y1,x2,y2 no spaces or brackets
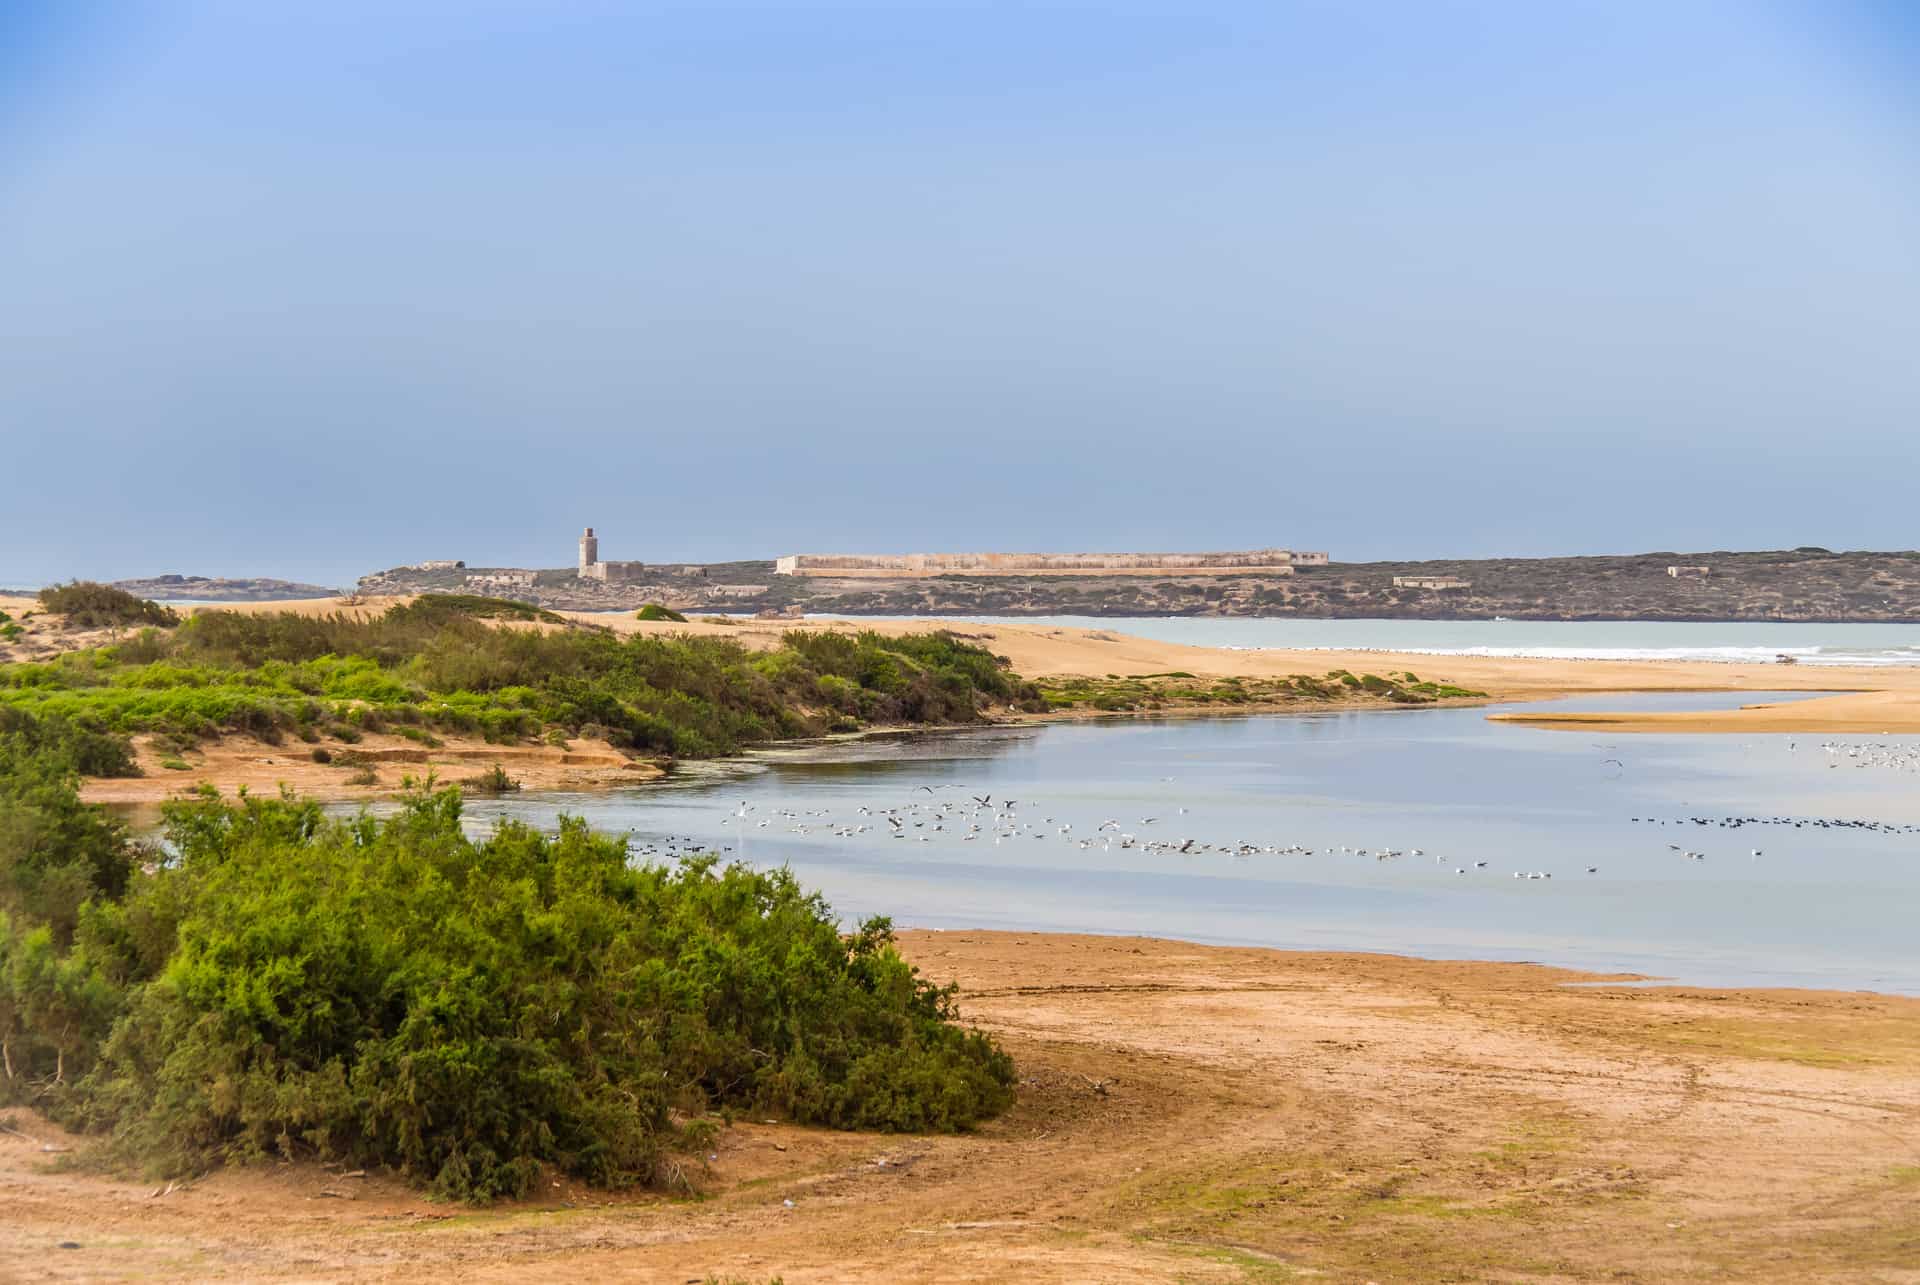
3,931,1915,1284
77,730,664,808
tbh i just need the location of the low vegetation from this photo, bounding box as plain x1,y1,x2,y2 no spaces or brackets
0,596,1046,764
0,713,1015,1200
1037,670,1484,713
635,603,689,622
37,582,180,630
406,592,564,623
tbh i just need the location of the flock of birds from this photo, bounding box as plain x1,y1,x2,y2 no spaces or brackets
1630,814,1920,838
610,734,1920,884
702,786,1811,883
1808,739,1920,773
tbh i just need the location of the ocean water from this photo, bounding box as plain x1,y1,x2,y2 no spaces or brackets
812,615,1920,667
440,692,1920,994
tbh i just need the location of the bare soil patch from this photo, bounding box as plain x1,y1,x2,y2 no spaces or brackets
78,731,662,806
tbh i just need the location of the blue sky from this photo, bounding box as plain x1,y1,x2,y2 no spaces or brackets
2,1,1917,585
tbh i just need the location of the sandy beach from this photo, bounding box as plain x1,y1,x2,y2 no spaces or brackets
3,929,1914,1282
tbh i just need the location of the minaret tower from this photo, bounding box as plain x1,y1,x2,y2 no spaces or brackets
578,527,599,576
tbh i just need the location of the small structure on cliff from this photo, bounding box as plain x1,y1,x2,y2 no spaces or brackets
1393,575,1471,591
774,548,1326,577
466,571,534,590
1668,565,1710,579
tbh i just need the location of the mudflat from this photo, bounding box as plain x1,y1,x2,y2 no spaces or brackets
4,931,1915,1282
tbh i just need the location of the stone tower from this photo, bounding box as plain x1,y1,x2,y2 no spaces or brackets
578,527,599,576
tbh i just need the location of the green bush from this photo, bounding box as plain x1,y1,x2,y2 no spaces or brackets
36,583,178,630
0,605,1030,767
0,715,138,948
0,774,1013,1202
462,763,521,794
635,604,689,623
409,594,563,623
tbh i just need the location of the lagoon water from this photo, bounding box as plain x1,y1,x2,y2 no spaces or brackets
448,692,1920,995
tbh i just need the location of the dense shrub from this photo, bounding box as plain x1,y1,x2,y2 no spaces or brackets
0,711,139,949
635,604,688,622
37,583,178,630
408,593,563,623
0,767,1014,1199
0,604,1038,761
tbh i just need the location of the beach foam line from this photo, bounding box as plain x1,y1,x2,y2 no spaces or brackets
1216,644,1920,667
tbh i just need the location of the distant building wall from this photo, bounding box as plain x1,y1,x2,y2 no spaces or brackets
1292,551,1330,567
774,549,1313,577
581,560,647,583
466,572,534,589
1393,576,1471,590
578,528,600,576
1667,565,1710,578
409,560,465,572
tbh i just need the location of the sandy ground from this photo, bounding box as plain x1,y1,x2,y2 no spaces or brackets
0,595,139,663
78,731,663,808
2,931,1915,1283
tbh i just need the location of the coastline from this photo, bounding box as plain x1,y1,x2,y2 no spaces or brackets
48,600,1920,805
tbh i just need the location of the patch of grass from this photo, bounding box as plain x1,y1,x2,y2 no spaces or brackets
636,603,689,622
158,757,192,771
1633,1015,1894,1068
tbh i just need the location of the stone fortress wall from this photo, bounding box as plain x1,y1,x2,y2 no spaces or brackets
774,549,1327,577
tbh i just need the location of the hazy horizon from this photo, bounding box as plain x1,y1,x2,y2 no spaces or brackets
5,2,1919,586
